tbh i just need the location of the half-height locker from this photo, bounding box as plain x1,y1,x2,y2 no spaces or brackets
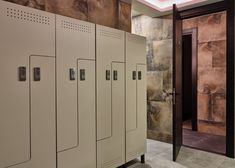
125,33,147,162
96,25,126,168
0,1,56,168
56,15,96,168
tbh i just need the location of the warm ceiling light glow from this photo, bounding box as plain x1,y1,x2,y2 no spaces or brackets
138,0,208,12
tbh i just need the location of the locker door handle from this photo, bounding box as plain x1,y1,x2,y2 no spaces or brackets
106,70,111,80
138,71,142,80
80,69,85,81
69,68,76,81
18,66,26,81
132,71,136,80
113,70,118,80
33,67,41,81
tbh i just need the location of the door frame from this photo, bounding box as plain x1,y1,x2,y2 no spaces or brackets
175,0,234,158
182,28,198,132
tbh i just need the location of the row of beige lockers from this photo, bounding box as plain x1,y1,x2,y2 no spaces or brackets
0,1,147,168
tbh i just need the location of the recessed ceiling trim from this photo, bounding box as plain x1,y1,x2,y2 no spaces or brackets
137,0,208,12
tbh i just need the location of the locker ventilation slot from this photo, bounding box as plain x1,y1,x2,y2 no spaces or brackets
102,156,122,168
128,36,145,44
6,7,50,25
100,29,122,39
61,20,92,33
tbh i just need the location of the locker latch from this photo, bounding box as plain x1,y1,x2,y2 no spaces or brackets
113,70,118,80
138,71,142,80
18,66,26,81
106,70,111,80
132,71,136,80
69,68,76,81
80,69,85,81
34,67,41,81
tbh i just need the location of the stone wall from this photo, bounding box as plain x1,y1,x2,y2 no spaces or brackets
4,0,131,32
132,15,173,143
183,12,227,129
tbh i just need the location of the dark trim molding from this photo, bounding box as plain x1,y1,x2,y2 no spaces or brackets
226,0,235,158
180,1,226,19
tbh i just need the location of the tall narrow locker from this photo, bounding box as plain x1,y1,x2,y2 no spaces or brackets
125,33,147,162
56,15,96,168
96,25,125,168
0,1,56,168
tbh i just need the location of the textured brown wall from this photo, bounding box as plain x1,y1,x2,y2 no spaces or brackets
4,0,132,32
183,12,226,135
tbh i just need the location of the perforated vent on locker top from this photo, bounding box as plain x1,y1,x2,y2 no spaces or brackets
61,20,92,33
100,29,122,39
6,7,50,25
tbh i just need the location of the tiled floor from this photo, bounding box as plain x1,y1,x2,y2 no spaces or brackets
127,139,235,168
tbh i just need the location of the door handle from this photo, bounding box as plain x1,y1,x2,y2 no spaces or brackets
138,71,142,80
168,88,176,105
69,68,76,81
33,67,41,81
132,71,136,80
113,70,118,80
106,70,111,80
80,69,85,81
18,66,26,81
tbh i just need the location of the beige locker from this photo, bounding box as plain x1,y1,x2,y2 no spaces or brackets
125,33,147,162
0,1,56,168
56,15,96,168
96,25,125,168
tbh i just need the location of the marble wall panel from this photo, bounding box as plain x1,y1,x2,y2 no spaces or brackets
87,0,118,28
147,101,172,143
198,12,226,43
6,0,46,10
183,12,226,130
118,1,131,32
152,39,172,71
132,15,173,143
46,0,88,20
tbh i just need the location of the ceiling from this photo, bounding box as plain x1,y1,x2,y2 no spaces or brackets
131,0,224,17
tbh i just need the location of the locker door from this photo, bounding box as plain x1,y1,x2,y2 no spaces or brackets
56,15,95,152
96,25,124,141
0,1,55,168
2,56,56,168
126,64,137,131
97,62,125,168
57,60,96,168
27,56,56,168
126,64,147,162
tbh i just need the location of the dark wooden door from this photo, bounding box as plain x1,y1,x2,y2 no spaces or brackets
173,4,183,161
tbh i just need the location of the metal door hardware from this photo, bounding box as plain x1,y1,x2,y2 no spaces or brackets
33,67,41,81
138,71,142,80
132,71,136,80
18,66,26,81
113,70,118,80
69,68,76,81
106,70,111,80
80,69,85,81
168,88,176,105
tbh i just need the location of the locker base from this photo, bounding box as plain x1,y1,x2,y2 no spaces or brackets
141,155,145,164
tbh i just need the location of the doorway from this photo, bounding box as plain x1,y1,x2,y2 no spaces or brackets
181,26,227,155
172,0,235,160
